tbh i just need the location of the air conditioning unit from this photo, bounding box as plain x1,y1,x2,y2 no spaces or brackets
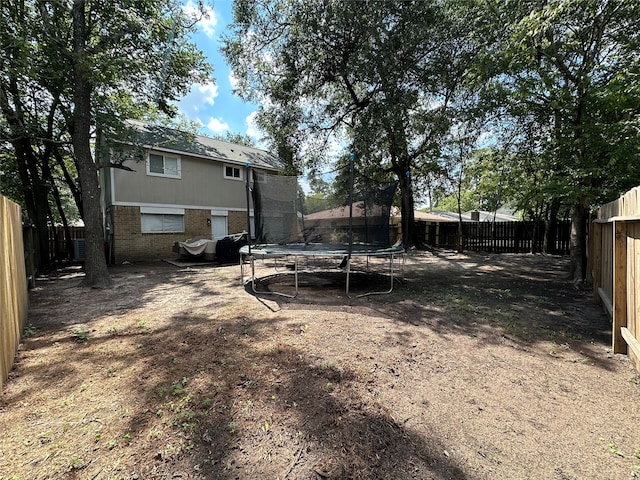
73,239,86,262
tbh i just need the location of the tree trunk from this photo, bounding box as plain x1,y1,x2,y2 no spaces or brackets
569,199,589,285
398,168,415,250
72,0,111,288
544,198,560,254
0,83,51,269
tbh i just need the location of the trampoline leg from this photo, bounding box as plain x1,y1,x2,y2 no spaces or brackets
346,257,352,298
355,253,397,298
243,254,299,298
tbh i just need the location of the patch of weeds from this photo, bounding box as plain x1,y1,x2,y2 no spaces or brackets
607,442,625,457
72,327,90,342
106,438,117,450
106,325,122,336
241,379,256,389
136,319,151,334
171,377,189,396
241,400,253,417
609,443,625,457
123,433,132,443
325,382,334,391
628,376,640,385
219,357,235,368
67,456,82,470
228,421,237,434
202,398,212,408
23,324,37,337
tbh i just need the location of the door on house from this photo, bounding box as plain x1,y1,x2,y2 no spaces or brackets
211,216,227,240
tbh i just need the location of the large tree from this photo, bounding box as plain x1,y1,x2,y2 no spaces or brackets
223,0,478,248
483,0,640,282
0,0,211,286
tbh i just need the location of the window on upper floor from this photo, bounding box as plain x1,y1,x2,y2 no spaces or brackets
224,164,243,181
147,152,181,178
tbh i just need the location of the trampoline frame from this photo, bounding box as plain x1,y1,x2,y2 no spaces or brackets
240,243,404,298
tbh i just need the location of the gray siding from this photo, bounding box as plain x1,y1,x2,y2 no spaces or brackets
111,153,249,209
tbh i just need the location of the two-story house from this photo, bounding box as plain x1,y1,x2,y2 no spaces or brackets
100,120,283,263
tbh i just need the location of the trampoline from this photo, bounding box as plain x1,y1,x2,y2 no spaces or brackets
240,157,405,298
240,243,404,298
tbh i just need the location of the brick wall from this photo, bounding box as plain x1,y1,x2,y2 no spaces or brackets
228,211,249,235
111,206,210,263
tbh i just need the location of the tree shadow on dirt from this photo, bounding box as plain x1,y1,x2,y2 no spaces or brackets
246,252,614,371
6,311,471,479
110,314,471,479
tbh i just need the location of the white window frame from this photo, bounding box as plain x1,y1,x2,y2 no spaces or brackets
224,164,243,181
146,152,181,179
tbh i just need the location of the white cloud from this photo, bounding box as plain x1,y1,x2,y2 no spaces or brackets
206,117,229,133
245,111,260,138
183,0,218,38
197,82,218,106
177,81,218,117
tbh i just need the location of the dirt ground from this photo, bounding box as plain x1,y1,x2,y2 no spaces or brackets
1,250,639,480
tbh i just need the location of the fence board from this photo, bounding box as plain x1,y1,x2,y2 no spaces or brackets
0,196,29,390
592,185,640,372
420,220,571,254
48,225,85,262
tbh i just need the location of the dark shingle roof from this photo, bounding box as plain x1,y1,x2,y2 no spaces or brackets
123,119,283,171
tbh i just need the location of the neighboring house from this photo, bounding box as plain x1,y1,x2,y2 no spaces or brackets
100,120,283,263
304,204,395,244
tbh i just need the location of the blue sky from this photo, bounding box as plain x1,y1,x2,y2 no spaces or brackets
176,1,261,140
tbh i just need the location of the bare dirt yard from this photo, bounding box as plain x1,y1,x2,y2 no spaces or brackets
1,250,639,480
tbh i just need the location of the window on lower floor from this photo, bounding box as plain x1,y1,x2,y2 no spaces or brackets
141,213,184,233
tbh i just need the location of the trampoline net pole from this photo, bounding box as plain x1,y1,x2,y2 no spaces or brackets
245,162,252,255
348,153,355,259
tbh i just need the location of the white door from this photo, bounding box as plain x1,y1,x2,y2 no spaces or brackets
211,216,227,239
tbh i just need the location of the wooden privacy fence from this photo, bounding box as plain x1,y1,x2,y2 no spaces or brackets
0,195,29,391
590,185,640,373
417,220,571,254
48,225,85,262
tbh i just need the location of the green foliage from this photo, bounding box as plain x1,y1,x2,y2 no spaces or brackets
435,191,479,214
223,0,480,246
0,0,212,276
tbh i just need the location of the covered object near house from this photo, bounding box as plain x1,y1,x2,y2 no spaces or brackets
100,120,283,263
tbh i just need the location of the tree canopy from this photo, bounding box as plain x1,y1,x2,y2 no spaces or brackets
224,0,640,280
0,0,212,285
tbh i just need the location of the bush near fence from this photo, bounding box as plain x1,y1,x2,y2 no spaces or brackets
0,195,29,391
590,186,640,373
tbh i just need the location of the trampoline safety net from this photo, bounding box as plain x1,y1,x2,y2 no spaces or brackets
250,168,398,248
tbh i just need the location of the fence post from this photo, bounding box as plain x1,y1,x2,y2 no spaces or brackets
591,221,602,303
612,220,628,354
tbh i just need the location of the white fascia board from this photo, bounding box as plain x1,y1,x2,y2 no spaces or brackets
112,200,248,213
140,206,185,215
